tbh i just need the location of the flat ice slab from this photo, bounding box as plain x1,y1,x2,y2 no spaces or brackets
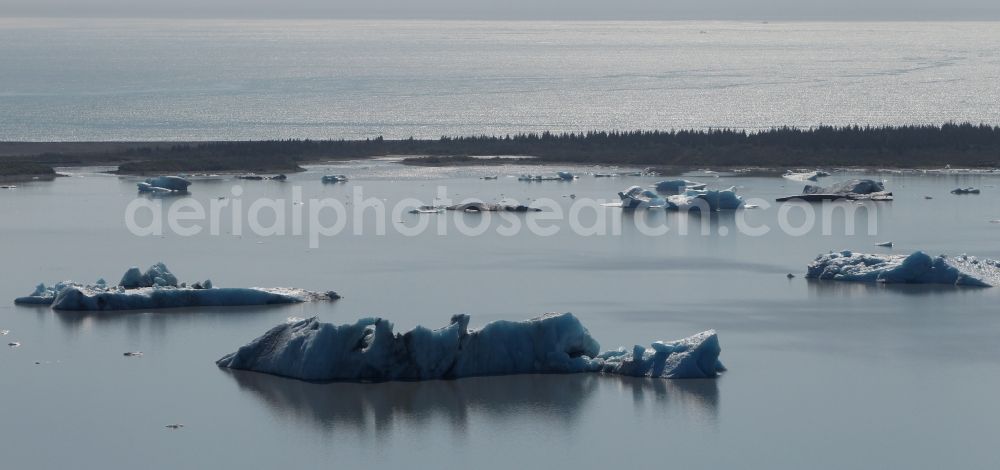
806,251,999,287
803,179,885,196
446,202,541,212
14,263,339,311
49,285,335,311
776,179,893,201
217,313,723,382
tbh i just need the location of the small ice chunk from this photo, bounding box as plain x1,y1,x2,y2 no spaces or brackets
783,170,824,182
119,263,178,289
618,186,666,209
409,205,444,214
654,180,706,194
951,187,981,195
14,283,58,305
599,330,723,379
119,267,143,288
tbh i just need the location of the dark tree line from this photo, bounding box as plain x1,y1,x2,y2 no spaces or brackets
36,122,1000,174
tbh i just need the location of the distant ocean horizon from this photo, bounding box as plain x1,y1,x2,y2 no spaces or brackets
1,19,998,141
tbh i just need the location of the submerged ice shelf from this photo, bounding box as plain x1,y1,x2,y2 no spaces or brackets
217,313,724,382
806,251,1000,287
14,263,339,311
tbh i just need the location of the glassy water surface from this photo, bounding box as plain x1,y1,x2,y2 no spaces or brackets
1,163,999,468
1,19,999,140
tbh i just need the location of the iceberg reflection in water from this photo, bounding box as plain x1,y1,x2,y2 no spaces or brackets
225,370,719,435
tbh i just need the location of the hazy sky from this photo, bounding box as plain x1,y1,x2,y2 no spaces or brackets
2,0,999,20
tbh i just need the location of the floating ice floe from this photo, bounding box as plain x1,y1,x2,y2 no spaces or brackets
951,187,981,195
776,178,892,201
806,251,1000,287
137,176,191,193
517,172,575,182
678,187,744,210
408,205,445,214
653,179,707,194
618,185,743,211
14,263,339,311
446,202,541,212
618,186,667,209
594,170,644,178
321,175,348,183
782,170,828,182
237,174,286,181
217,313,723,382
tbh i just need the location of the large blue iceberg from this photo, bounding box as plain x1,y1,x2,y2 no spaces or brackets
679,186,744,210
618,185,743,211
216,313,724,381
14,263,339,311
137,176,191,193
806,251,999,287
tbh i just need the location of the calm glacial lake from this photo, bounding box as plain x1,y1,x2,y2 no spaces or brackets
1,19,999,140
1,161,999,469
